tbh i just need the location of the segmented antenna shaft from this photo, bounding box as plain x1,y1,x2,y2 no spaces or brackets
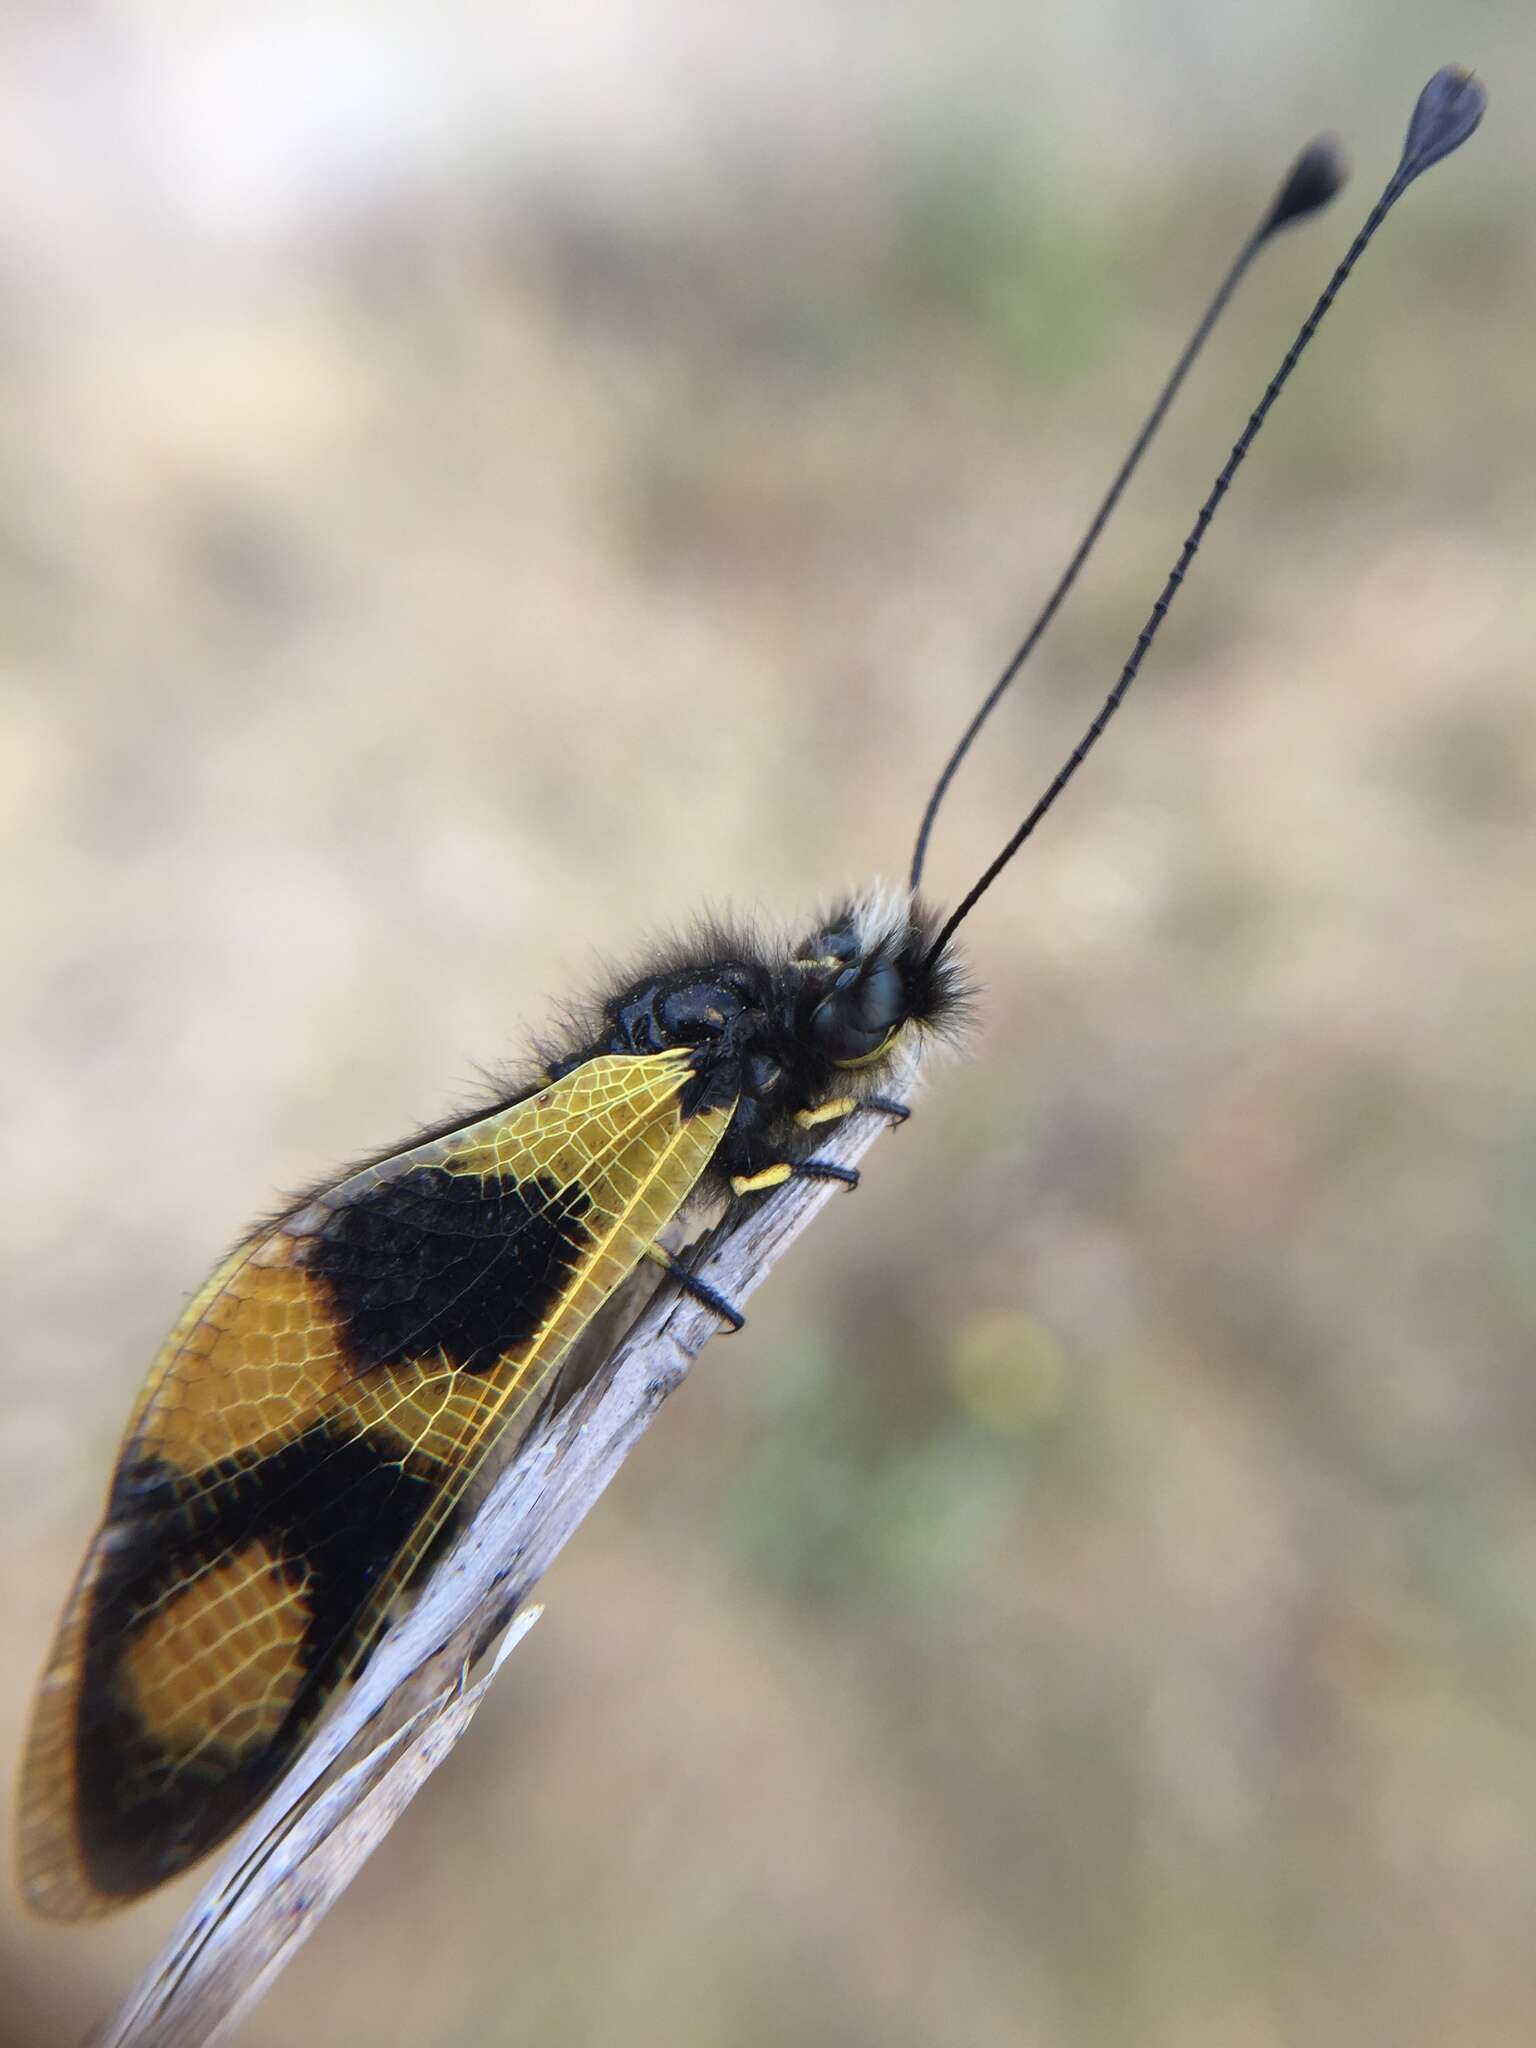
906,138,1343,894
925,67,1485,968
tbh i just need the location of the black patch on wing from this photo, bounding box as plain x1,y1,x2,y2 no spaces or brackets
307,1166,594,1374
76,1428,437,1903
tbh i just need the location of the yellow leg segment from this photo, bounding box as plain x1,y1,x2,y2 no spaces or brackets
731,1162,794,1197
795,1096,857,1131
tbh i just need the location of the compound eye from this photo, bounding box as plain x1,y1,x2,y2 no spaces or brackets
796,921,857,968
809,958,906,1065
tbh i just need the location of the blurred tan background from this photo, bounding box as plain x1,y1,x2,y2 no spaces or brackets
2,4,1532,2045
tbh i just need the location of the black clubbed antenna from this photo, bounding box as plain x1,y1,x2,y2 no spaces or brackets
924,66,1486,969
906,135,1346,894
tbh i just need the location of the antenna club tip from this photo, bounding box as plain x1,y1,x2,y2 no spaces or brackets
1401,65,1487,180
1265,137,1348,233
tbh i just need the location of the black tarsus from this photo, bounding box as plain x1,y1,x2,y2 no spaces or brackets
656,1249,746,1334
923,67,1485,970
865,1095,912,1125
905,133,1345,894
792,1160,862,1188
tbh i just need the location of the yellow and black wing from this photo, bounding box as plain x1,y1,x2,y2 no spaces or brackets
18,1048,731,1920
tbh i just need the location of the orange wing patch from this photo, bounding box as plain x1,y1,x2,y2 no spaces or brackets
115,1540,313,1762
18,1049,731,1920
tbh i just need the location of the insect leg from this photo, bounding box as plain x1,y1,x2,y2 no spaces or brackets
794,1095,858,1130
729,1158,860,1194
643,1243,746,1333
864,1096,911,1125
730,1163,793,1196
791,1159,861,1189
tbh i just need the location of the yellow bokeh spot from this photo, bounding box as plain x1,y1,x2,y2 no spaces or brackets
947,1312,1070,1432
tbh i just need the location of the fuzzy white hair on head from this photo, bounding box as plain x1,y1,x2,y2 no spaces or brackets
844,880,913,959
